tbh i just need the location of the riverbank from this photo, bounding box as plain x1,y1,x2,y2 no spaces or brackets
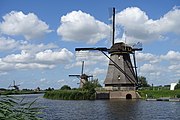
44,89,180,101
0,90,45,95
43,90,95,100
138,89,180,99
146,98,180,102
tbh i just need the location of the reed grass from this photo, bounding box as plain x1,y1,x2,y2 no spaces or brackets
44,90,95,100
0,95,42,120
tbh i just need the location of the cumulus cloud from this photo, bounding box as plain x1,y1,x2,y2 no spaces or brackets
137,50,180,84
66,50,108,69
136,52,160,63
15,63,55,69
160,50,180,62
3,50,33,63
90,68,107,77
156,6,180,34
75,51,108,62
57,10,110,44
0,59,14,72
1,48,74,71
35,48,74,64
57,7,180,45
20,42,58,53
0,36,58,52
140,63,162,76
0,37,20,51
0,11,52,40
115,7,180,43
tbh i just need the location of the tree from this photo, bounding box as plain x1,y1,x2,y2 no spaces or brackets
46,87,54,91
138,76,150,87
175,80,180,90
60,85,71,90
92,79,102,88
83,80,102,90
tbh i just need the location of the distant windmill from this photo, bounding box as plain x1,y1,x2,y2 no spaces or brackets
69,61,93,88
75,8,142,92
8,80,20,91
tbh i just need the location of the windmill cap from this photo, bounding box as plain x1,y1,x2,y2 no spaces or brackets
109,42,133,54
81,74,88,79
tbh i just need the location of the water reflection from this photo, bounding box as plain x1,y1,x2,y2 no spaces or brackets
12,94,180,120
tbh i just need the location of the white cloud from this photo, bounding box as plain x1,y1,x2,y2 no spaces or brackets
136,52,160,63
75,51,108,63
0,36,58,52
90,68,107,77
40,78,46,82
57,10,110,44
15,63,55,69
168,64,180,71
20,42,58,53
137,50,180,85
160,50,180,62
0,59,14,72
1,48,74,71
155,6,180,34
0,36,20,51
115,7,180,43
57,79,65,83
0,11,52,40
140,63,162,76
3,50,33,63
35,48,74,64
66,51,108,69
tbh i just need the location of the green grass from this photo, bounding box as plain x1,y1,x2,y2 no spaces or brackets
138,89,180,99
43,90,95,100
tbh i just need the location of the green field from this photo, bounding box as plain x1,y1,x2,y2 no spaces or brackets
138,90,180,99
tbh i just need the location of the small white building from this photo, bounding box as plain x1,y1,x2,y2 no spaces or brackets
170,83,178,90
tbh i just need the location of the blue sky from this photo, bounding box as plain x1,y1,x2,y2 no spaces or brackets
0,0,179,89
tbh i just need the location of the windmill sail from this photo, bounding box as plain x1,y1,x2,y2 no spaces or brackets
69,61,93,88
74,8,142,99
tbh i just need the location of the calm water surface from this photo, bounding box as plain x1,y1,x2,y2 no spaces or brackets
13,94,180,120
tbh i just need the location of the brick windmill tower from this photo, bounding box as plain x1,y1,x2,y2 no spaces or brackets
75,8,142,99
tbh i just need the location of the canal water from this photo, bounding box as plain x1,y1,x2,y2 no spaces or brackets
13,94,180,120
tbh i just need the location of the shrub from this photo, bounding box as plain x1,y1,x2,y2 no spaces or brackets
175,80,180,90
60,85,71,90
177,94,180,98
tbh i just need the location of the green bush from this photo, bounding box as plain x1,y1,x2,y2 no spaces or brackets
60,85,71,90
177,94,180,98
175,80,180,90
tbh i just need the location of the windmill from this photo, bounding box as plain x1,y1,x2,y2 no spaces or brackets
75,8,142,95
8,80,20,91
69,61,93,88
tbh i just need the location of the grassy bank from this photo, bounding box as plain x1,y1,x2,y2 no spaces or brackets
43,90,95,100
0,90,45,95
138,90,180,99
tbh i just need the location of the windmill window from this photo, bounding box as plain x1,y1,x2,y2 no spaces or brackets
118,55,121,60
118,75,121,80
